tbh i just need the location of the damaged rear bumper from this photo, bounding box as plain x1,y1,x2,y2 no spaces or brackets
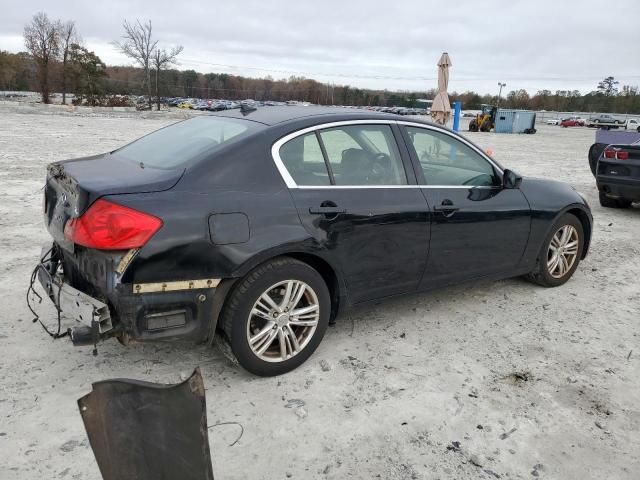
33,242,227,346
35,245,114,344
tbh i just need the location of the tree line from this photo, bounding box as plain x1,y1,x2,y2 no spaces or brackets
2,13,639,114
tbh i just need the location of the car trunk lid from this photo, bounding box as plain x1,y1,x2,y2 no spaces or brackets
44,153,183,251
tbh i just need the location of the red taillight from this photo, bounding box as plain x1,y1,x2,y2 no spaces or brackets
604,148,629,160
64,199,163,250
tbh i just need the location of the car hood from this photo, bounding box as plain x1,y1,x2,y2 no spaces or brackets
518,177,589,211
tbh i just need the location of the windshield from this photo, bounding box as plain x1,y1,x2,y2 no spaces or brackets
113,116,263,169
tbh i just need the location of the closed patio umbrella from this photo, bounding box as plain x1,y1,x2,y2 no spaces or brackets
431,52,452,125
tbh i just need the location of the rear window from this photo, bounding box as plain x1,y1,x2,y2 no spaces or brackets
113,116,263,169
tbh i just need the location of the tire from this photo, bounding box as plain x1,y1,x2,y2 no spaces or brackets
480,122,491,132
599,192,631,209
526,213,584,287
220,257,330,376
637,127,639,133
469,121,478,132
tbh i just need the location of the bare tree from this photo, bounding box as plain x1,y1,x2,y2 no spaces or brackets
153,45,183,110
113,19,157,108
59,20,79,105
23,12,60,104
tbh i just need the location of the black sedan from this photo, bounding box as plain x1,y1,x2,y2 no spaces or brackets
33,107,593,376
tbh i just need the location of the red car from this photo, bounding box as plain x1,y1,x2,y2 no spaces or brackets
560,116,585,127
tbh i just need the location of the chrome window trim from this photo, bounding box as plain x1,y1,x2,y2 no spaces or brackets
271,119,504,189
294,185,499,190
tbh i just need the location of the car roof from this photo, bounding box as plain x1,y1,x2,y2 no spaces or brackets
208,105,435,127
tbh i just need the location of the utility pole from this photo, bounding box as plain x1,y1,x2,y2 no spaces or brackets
497,82,506,106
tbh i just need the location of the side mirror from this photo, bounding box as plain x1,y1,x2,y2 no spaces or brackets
502,169,522,189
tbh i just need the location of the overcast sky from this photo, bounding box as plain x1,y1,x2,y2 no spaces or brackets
2,0,639,95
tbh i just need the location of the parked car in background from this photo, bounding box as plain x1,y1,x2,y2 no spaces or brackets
546,118,561,125
206,101,228,111
193,101,210,111
587,114,623,127
560,116,585,127
595,139,640,208
624,118,640,132
33,107,592,376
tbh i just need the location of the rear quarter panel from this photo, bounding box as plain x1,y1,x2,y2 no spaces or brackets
113,135,342,288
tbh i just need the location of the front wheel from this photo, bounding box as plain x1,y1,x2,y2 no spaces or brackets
526,213,584,287
469,121,479,132
220,257,330,376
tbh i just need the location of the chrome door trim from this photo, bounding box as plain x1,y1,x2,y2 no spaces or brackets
271,119,505,189
294,185,499,190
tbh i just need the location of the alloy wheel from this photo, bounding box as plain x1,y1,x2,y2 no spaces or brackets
246,280,320,362
547,225,579,279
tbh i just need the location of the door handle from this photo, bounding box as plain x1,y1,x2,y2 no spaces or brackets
433,199,459,216
433,205,459,212
309,206,346,215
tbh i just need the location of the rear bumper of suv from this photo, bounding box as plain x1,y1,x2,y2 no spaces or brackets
33,242,224,346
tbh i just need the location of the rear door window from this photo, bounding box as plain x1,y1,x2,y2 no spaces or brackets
279,133,331,186
278,123,407,187
319,125,407,186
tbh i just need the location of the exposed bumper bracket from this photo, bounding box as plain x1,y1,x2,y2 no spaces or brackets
133,278,220,294
36,247,113,334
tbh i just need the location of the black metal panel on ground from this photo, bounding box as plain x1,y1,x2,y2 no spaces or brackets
78,368,214,480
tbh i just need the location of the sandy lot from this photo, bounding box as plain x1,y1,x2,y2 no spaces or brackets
0,107,639,480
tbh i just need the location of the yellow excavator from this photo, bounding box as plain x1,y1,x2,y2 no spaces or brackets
469,104,497,132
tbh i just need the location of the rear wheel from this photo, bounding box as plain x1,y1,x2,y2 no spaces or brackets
526,213,584,287
599,192,631,208
220,257,330,376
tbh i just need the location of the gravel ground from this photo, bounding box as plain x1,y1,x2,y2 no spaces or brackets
0,107,639,480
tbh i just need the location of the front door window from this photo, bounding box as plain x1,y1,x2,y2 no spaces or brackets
405,127,498,187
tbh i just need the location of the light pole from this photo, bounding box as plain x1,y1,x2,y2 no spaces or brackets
497,82,506,106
